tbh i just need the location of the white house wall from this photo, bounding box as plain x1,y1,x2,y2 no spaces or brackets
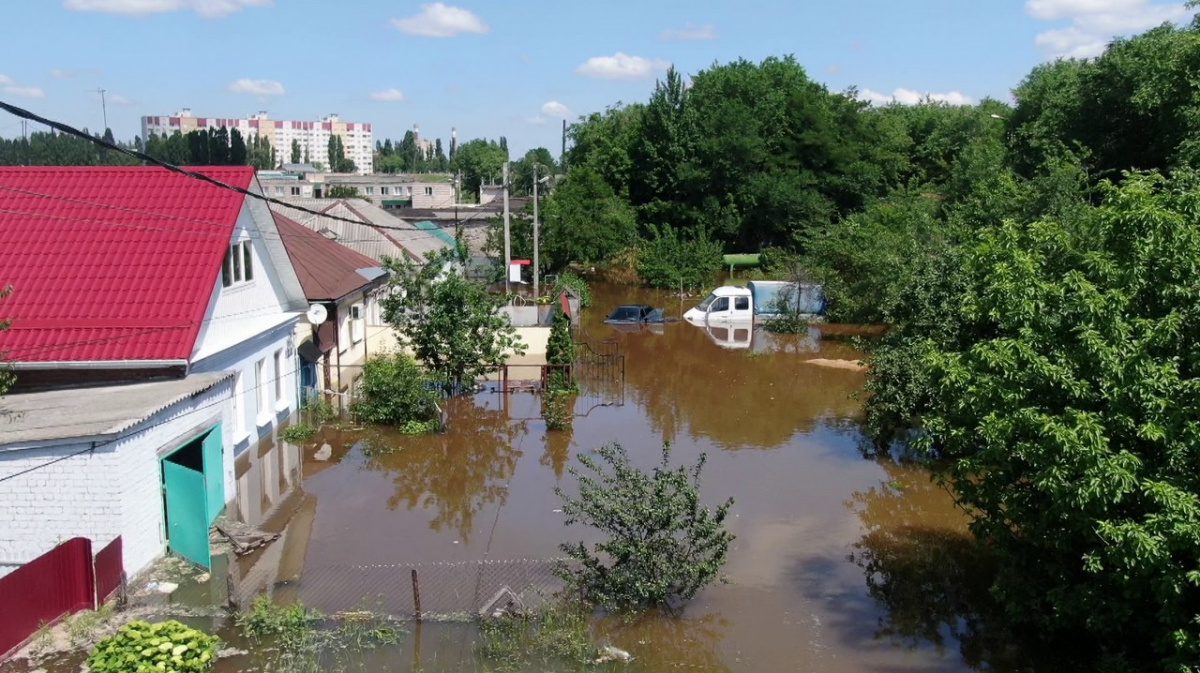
190,196,307,454
0,379,235,580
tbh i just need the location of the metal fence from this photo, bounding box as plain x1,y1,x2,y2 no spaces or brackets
243,558,571,621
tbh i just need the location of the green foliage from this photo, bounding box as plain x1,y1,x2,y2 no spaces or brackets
540,166,637,269
555,442,735,611
238,596,323,650
451,138,508,200
0,284,13,397
636,223,723,290
325,185,361,199
280,423,318,444
889,172,1200,669
543,390,574,431
477,606,600,672
349,352,440,429
381,249,526,393
87,620,216,673
545,309,575,394
553,271,592,308
300,395,337,424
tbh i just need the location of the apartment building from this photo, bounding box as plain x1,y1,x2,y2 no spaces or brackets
141,109,373,175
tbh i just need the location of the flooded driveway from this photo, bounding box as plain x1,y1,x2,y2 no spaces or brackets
216,282,1021,672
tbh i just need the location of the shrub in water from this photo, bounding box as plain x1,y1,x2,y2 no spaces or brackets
87,619,216,673
350,352,440,430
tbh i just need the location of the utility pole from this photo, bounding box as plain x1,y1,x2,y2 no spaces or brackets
503,161,511,295
533,164,540,300
96,88,108,133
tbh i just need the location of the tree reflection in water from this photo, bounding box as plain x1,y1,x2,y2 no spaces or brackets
359,395,528,544
847,458,1038,671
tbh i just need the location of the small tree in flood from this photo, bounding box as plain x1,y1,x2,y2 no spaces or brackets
555,442,734,611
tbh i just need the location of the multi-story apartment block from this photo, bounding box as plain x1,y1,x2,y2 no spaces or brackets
141,109,373,175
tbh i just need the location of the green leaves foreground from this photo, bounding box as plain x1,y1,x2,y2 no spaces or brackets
555,442,734,611
88,620,215,673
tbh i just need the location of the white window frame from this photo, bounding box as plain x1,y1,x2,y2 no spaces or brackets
273,349,284,408
222,240,254,288
255,358,268,422
350,303,364,344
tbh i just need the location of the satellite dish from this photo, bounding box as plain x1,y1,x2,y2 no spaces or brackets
306,303,328,324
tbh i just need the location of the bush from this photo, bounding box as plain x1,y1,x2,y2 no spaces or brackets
87,620,216,673
545,309,575,394
350,353,440,430
555,442,734,611
543,390,574,431
637,223,723,290
478,606,600,671
237,596,322,651
280,423,318,444
553,271,592,308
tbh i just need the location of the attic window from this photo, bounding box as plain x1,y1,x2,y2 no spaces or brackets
319,229,339,240
222,240,254,287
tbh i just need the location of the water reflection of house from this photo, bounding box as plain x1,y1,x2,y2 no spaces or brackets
274,212,390,396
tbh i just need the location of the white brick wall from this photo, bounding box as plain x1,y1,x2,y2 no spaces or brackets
0,378,235,580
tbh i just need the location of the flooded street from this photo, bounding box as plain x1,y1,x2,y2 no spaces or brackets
3,282,1020,673
204,281,1017,672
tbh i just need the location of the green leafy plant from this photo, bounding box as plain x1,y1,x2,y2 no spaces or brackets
280,423,318,444
542,390,574,431
555,442,735,611
381,249,526,394
87,619,216,673
637,223,723,290
300,395,337,424
349,352,440,430
553,271,593,308
478,605,600,672
544,309,576,394
237,596,323,651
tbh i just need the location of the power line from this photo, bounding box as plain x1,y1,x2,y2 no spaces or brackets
0,98,465,239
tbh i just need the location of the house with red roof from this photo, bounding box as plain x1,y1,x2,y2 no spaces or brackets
0,166,309,578
273,212,390,396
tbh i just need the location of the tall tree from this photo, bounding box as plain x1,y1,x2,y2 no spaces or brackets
290,138,301,164
230,128,248,166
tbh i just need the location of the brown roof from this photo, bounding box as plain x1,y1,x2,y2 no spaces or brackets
273,212,387,302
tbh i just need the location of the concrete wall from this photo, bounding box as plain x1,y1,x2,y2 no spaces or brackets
0,379,235,580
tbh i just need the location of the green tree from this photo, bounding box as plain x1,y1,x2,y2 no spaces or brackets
452,138,508,199
0,285,13,398
914,172,1200,669
326,185,360,199
290,138,301,164
380,248,526,393
350,352,440,432
230,128,248,166
540,166,637,269
545,308,574,393
636,223,722,290
555,442,735,611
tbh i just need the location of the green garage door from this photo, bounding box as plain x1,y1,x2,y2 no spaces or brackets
161,424,223,568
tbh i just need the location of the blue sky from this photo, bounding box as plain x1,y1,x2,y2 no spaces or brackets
0,0,1193,157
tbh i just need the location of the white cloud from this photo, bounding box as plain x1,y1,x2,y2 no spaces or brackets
4,85,45,99
1026,0,1191,58
526,115,548,125
108,93,133,105
659,23,716,40
369,88,405,102
391,3,488,37
858,87,974,106
576,52,671,80
0,74,12,86
227,78,285,96
541,100,570,118
63,0,271,18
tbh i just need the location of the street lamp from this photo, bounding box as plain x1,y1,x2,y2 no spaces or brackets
533,165,550,300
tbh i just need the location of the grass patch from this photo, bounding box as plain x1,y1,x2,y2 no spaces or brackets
236,595,405,672
478,605,602,672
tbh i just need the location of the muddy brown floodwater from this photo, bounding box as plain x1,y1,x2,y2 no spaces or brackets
3,281,1038,673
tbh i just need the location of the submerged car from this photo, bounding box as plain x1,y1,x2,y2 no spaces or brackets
604,304,667,333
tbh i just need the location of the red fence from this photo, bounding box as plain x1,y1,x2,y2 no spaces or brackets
0,536,124,660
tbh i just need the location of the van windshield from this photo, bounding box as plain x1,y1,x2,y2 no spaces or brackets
695,293,718,311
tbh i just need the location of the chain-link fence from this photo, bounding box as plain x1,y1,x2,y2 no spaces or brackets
243,558,572,621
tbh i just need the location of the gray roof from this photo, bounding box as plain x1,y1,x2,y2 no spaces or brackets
268,197,449,264
0,373,233,447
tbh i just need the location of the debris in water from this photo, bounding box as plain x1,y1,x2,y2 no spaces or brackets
195,572,210,583
802,358,867,372
314,443,333,461
144,581,178,595
595,645,633,664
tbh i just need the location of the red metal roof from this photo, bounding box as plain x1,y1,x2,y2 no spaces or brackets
0,166,254,362
273,212,383,301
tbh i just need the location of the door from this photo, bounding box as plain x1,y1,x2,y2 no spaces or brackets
162,452,210,567
161,424,223,568
705,296,732,322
